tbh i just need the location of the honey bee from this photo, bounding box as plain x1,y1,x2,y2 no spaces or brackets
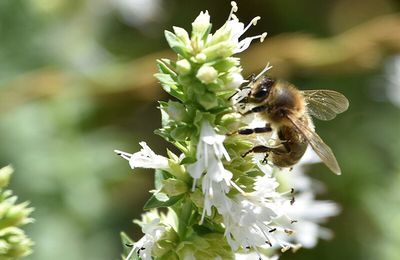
236,76,349,175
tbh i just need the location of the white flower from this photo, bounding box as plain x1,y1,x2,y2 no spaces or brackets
276,148,340,248
224,1,267,53
226,71,245,89
187,122,298,253
126,211,166,260
221,175,298,253
187,121,231,181
114,142,169,170
187,121,233,223
282,192,339,248
199,1,267,60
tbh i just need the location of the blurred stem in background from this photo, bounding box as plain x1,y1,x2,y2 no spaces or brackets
1,13,400,112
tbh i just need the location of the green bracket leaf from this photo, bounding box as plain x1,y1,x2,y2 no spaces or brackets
143,193,185,210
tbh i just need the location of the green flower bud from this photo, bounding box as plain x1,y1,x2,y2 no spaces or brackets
176,233,234,260
176,59,192,75
152,227,179,257
202,41,236,61
196,65,218,84
191,11,211,40
166,101,187,121
0,202,33,229
0,167,33,258
194,53,207,63
173,26,191,47
225,72,244,89
219,113,242,133
0,166,12,189
0,227,33,258
189,189,204,209
161,179,189,197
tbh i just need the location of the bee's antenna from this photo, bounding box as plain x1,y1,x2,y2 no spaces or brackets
254,63,273,81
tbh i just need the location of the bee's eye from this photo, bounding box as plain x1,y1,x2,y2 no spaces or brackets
254,88,268,98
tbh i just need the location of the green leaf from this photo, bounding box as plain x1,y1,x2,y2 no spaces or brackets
143,193,185,210
180,156,196,165
154,73,185,101
170,125,192,141
177,199,193,240
161,179,188,196
164,30,191,58
157,59,177,77
197,92,219,110
165,101,188,122
120,232,139,260
155,169,173,190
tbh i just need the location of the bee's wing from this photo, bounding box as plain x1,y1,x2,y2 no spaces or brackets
287,114,341,175
302,90,349,121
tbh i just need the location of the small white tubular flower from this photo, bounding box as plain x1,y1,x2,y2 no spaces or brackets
187,121,231,181
221,175,298,253
283,192,339,248
114,142,169,170
201,1,267,60
187,121,233,222
277,148,340,248
224,2,267,53
126,218,166,260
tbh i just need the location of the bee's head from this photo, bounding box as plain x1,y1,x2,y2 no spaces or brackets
250,76,275,102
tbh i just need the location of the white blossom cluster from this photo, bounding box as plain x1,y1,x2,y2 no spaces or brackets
116,2,339,259
117,124,339,259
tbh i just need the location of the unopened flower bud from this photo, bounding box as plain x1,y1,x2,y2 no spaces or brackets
192,11,211,38
196,65,218,84
176,59,191,75
0,166,13,189
226,72,244,89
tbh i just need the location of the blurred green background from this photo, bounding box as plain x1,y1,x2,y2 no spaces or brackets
1,0,400,259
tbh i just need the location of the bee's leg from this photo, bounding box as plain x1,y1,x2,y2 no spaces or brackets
230,124,272,136
241,145,273,158
262,153,269,164
241,105,269,116
242,144,287,158
228,90,240,101
237,96,249,103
